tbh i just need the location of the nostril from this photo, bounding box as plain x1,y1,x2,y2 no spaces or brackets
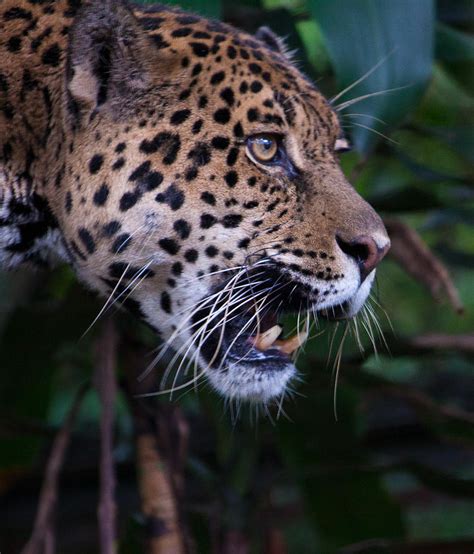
336,236,371,265
336,234,387,281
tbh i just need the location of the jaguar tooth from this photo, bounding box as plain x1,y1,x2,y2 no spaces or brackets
274,331,309,354
253,325,283,351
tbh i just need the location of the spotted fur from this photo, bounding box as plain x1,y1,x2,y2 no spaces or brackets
0,0,390,401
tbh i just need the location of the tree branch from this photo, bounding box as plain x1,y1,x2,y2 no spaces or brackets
122,339,187,554
410,333,474,354
94,316,119,554
21,383,89,554
385,217,464,313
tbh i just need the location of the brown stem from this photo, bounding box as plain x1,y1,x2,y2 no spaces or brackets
340,362,474,429
332,331,474,366
136,431,186,554
370,382,474,427
21,383,89,554
94,316,119,554
156,404,189,499
341,538,474,554
221,530,250,554
264,528,288,554
122,339,187,554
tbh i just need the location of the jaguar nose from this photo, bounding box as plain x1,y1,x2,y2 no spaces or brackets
336,234,390,282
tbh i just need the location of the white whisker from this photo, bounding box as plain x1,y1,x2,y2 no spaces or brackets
335,84,410,112
331,49,398,104
348,121,399,145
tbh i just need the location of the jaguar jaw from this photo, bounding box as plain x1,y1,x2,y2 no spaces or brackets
186,268,376,403
191,293,313,402
201,308,304,403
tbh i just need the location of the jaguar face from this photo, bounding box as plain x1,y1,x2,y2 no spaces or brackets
59,1,390,402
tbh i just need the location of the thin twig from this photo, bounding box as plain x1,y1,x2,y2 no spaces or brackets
156,405,189,500
94,316,119,554
221,530,250,554
264,529,288,554
341,537,474,554
385,217,464,313
373,382,474,427
21,383,89,554
411,333,474,354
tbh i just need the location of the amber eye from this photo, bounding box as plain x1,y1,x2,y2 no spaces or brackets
246,134,280,164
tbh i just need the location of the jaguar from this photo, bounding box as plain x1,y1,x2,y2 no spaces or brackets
0,0,390,402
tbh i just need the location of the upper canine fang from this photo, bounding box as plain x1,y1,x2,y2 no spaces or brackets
252,325,282,351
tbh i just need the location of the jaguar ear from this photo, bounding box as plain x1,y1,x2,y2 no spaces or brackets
66,0,153,120
255,26,294,61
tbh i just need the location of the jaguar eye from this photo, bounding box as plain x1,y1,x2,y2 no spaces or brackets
246,134,280,164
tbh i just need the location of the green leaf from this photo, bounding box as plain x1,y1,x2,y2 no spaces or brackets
436,23,474,62
296,18,331,75
415,65,474,127
262,0,303,10
309,0,434,153
392,129,473,180
139,0,221,18
426,126,474,164
413,65,474,163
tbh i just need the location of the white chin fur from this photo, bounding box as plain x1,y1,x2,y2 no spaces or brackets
343,270,375,317
206,361,296,403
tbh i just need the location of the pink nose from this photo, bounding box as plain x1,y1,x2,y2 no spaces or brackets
336,235,390,281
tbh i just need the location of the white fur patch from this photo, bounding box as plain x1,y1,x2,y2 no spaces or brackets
207,360,296,403
0,172,68,269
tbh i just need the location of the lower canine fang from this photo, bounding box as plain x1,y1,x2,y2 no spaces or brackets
252,325,282,351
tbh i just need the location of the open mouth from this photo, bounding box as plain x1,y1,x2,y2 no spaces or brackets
191,267,327,375
219,308,308,370
252,320,308,356
184,264,369,402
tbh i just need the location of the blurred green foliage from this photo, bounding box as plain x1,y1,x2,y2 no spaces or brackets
1,0,473,552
